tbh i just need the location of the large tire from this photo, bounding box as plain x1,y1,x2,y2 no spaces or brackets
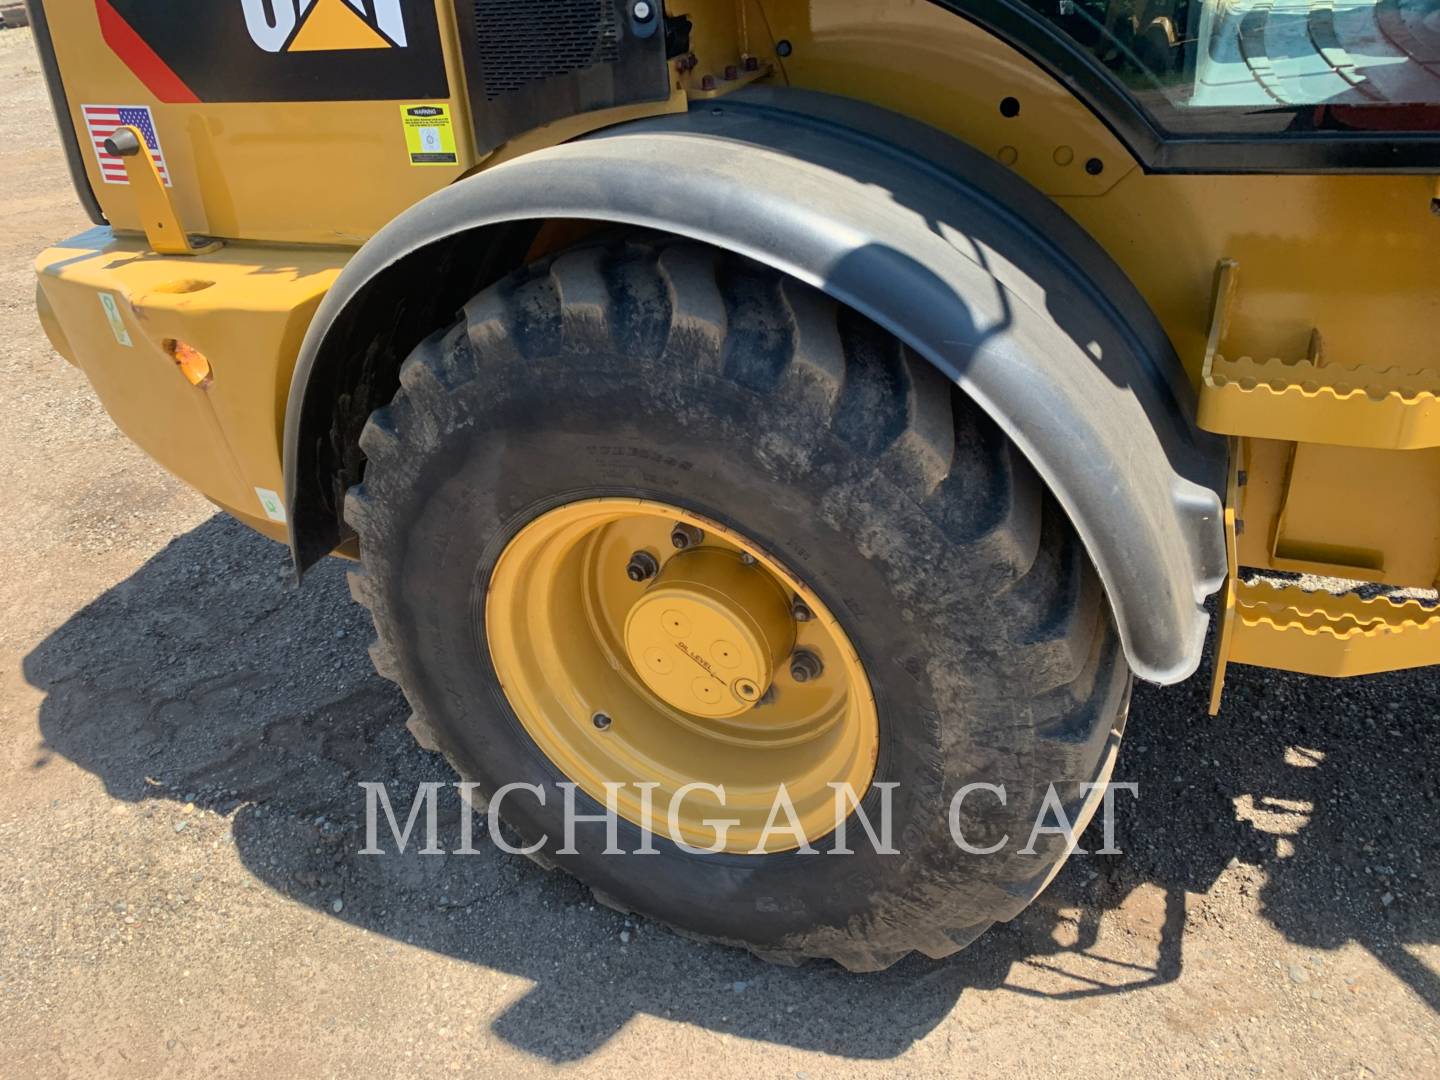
345,236,1132,971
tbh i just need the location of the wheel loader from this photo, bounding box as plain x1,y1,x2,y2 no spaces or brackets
26,0,1440,970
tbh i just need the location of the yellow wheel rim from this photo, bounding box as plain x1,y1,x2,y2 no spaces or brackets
485,498,879,853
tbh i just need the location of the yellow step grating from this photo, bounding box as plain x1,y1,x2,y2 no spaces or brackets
1197,260,1440,449
1228,580,1440,678
1208,441,1440,713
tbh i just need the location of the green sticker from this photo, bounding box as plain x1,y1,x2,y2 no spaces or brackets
98,292,132,347
255,487,287,524
400,103,458,166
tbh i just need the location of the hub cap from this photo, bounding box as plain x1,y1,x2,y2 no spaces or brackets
624,547,793,718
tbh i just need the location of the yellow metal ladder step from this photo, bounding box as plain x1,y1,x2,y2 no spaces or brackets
1229,580,1440,678
1197,260,1440,449
1207,439,1440,713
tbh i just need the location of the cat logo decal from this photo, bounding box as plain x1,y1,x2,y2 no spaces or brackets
242,0,408,53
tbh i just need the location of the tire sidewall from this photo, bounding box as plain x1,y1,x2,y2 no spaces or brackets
370,350,1031,952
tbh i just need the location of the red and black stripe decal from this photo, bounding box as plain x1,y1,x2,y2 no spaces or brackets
95,0,198,104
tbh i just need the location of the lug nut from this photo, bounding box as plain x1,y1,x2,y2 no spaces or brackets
670,522,704,550
724,64,739,81
790,649,823,683
744,56,760,72
626,550,659,582
791,599,813,622
592,712,612,730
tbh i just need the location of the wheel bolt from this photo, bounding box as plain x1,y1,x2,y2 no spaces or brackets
626,550,659,582
670,523,704,550
791,599,813,622
790,649,823,683
592,712,612,730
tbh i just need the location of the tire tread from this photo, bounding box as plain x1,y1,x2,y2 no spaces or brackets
345,236,1129,972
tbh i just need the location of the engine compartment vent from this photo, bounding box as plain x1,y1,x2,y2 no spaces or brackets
454,0,670,154
473,0,621,100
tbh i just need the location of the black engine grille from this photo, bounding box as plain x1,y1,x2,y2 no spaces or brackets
473,0,621,100
453,0,670,154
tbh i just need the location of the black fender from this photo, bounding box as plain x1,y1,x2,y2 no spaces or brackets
284,88,1226,684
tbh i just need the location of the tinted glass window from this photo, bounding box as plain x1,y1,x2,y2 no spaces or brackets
1019,0,1440,134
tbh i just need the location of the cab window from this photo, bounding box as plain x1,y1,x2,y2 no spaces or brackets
1017,0,1440,134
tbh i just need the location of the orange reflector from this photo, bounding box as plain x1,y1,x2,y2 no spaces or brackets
163,339,212,387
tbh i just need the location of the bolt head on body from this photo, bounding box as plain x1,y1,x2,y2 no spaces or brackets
632,1,653,21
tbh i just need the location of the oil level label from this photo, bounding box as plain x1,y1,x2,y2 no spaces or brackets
399,104,457,166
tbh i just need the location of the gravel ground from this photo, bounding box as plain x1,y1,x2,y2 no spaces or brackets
2,26,1438,1078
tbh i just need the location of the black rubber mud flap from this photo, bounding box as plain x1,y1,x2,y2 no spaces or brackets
287,89,1226,685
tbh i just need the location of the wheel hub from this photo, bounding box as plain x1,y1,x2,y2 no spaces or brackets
623,548,795,718
483,498,878,853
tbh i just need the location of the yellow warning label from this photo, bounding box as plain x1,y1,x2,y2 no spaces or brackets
400,103,457,166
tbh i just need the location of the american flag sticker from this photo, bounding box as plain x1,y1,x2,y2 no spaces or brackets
81,104,170,187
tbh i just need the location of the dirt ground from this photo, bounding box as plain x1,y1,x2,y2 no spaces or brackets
1,26,1438,1078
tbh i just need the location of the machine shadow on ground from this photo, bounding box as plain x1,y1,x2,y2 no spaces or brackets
23,515,1439,1062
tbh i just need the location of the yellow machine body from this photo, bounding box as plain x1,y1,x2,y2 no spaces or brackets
30,0,1440,690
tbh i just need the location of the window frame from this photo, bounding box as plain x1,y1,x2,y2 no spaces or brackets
937,0,1440,173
